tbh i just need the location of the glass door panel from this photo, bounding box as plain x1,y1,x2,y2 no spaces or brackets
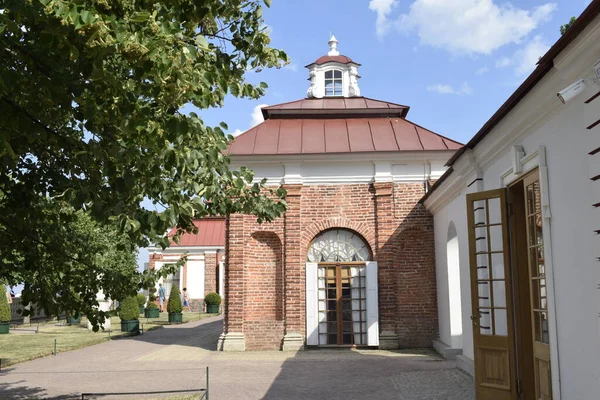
317,264,367,345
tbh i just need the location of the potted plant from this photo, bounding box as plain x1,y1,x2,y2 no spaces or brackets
167,286,183,323
119,296,140,333
204,292,221,314
66,313,81,325
0,286,10,334
136,293,146,315
144,293,159,318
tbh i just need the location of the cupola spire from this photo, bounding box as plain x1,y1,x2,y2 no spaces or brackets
306,36,361,99
328,35,339,56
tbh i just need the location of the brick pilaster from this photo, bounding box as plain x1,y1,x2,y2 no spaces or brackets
373,182,397,335
283,184,304,335
224,215,244,333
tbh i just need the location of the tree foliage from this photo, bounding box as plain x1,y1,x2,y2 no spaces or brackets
0,0,287,250
167,285,183,314
560,16,577,35
0,199,142,330
0,1,287,323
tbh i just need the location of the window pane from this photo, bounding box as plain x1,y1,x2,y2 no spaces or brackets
325,70,333,78
334,70,342,78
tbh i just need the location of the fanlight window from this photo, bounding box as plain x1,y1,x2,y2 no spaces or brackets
307,229,371,262
324,70,343,96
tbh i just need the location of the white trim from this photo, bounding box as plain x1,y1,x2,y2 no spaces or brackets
147,246,224,253
538,147,562,399
366,261,379,346
218,261,225,297
500,146,562,399
305,262,319,346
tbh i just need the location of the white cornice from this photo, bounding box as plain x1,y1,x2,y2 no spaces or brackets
230,150,457,164
147,246,224,254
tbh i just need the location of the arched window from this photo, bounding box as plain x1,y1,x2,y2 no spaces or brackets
307,229,371,262
324,70,343,96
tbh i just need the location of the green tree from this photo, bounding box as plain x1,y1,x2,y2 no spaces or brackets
1,199,143,330
0,1,287,321
560,16,577,35
0,1,287,248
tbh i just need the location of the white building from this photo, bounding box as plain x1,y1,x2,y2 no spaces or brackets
424,3,600,399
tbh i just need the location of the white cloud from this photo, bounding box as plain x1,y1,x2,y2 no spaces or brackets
427,82,473,95
230,104,268,136
493,35,550,75
513,35,549,75
284,63,298,72
250,104,268,127
495,57,513,68
476,66,490,75
369,0,397,38
396,0,557,55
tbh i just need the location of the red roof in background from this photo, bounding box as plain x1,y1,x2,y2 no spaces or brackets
306,55,358,67
168,219,225,247
262,97,409,118
228,118,462,155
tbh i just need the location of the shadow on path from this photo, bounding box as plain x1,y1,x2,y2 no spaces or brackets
130,316,222,351
0,380,75,400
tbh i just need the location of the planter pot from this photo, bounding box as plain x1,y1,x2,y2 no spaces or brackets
144,308,159,318
168,312,183,323
0,322,9,334
120,319,139,333
206,304,220,313
66,315,81,325
138,306,144,314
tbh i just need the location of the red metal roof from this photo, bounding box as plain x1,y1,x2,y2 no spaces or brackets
167,219,225,247
262,97,409,118
228,118,462,155
306,55,358,67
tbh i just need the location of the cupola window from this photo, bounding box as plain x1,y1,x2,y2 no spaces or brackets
324,70,343,96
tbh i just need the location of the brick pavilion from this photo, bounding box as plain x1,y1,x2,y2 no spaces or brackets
218,36,463,351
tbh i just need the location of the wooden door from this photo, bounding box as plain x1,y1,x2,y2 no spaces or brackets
523,171,552,400
467,189,517,400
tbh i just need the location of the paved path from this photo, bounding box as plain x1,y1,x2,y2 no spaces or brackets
0,316,475,399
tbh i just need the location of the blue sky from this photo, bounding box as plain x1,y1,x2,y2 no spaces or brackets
196,0,591,144
145,0,591,271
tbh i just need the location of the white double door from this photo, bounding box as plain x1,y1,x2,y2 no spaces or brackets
306,262,379,346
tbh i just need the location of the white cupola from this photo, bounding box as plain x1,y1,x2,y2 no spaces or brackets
306,35,361,99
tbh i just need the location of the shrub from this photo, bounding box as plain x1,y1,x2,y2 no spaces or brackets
146,301,158,309
0,287,10,323
136,293,146,307
119,296,139,321
148,292,157,302
204,292,221,306
167,286,183,314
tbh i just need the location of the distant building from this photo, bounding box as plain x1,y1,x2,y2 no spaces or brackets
146,218,225,311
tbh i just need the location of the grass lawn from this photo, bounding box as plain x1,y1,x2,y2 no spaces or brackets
0,311,216,367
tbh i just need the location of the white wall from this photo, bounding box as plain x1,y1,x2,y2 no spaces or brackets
426,58,600,398
186,260,205,299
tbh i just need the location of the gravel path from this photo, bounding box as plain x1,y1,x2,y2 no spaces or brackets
0,316,474,399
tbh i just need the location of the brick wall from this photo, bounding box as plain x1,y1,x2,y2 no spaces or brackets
204,252,218,295
225,182,438,349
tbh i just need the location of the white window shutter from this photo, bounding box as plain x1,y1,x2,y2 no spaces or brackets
305,262,319,346
366,261,379,346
